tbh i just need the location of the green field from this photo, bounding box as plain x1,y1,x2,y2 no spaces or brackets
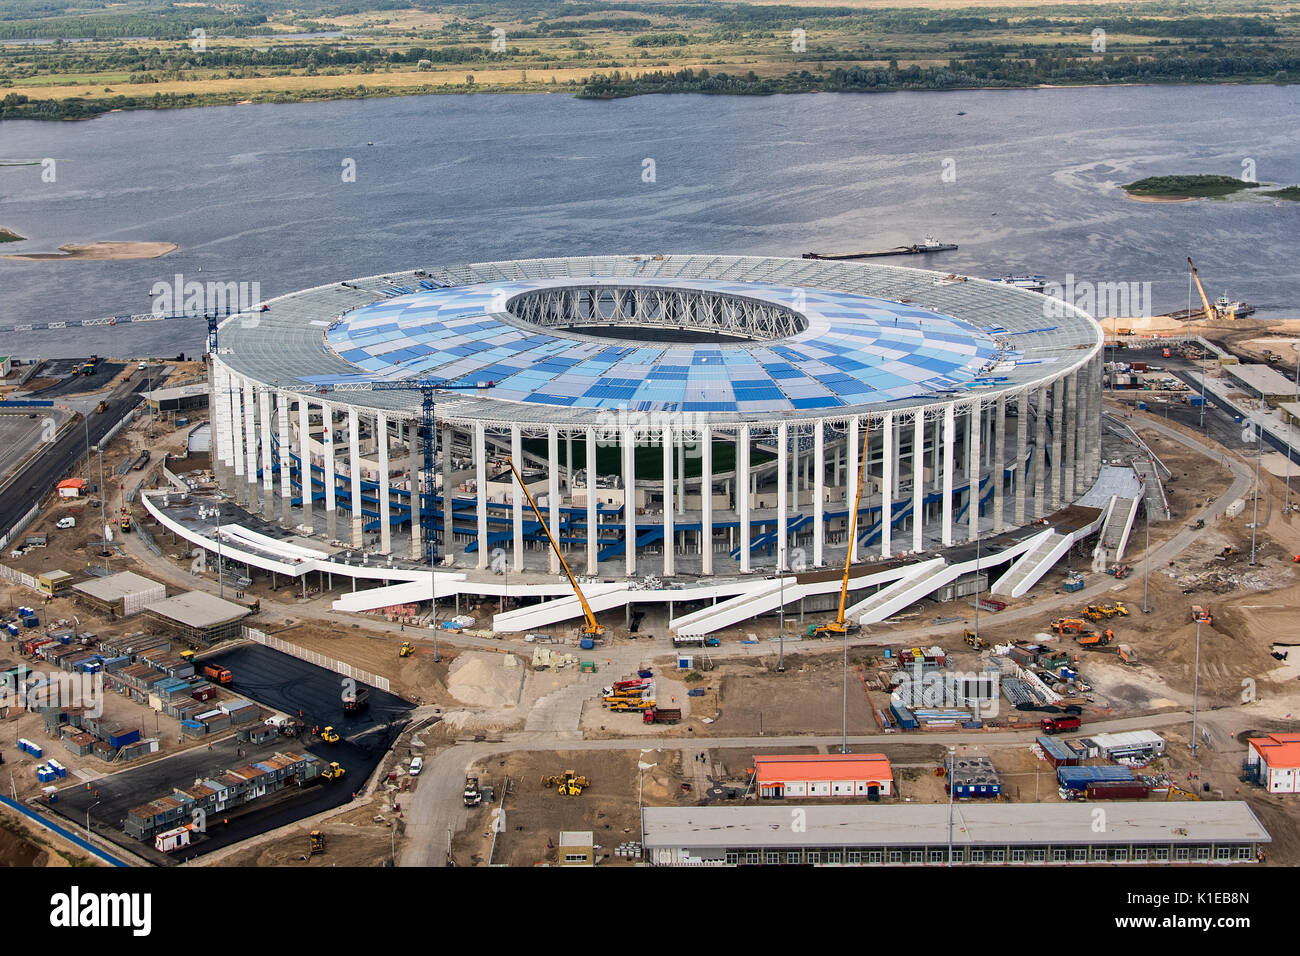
2,0,1299,119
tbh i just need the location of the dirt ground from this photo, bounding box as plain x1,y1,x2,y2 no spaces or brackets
454,748,696,867
0,807,101,867
704,652,883,737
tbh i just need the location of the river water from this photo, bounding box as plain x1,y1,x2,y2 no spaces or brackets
1,83,1296,359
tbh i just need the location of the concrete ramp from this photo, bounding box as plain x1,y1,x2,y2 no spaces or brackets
491,581,629,632
1102,495,1141,562
671,577,798,636
330,572,470,612
843,557,949,626
990,528,1069,598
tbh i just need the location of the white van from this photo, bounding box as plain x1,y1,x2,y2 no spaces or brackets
55,517,75,530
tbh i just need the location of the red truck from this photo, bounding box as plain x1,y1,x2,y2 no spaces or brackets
1040,715,1081,735
642,708,682,725
202,663,233,686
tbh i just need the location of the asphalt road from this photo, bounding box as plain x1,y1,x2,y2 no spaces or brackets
0,366,149,536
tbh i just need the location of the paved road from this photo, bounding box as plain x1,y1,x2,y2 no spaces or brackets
0,366,149,536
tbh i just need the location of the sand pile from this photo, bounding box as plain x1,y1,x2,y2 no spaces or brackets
447,652,525,708
438,709,523,735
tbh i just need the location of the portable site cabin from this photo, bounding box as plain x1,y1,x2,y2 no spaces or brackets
57,479,87,499
154,824,193,853
37,570,74,597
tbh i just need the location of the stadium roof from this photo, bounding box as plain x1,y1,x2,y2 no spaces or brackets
319,278,1000,414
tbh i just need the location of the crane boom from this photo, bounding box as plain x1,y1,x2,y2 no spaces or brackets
505,457,604,636
1187,257,1217,324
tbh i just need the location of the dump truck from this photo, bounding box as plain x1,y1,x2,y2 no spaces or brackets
1116,644,1138,665
642,707,682,724
202,663,233,685
1040,715,1082,735
1078,629,1115,647
342,686,370,715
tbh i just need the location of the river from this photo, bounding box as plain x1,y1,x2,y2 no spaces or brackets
1,83,1296,359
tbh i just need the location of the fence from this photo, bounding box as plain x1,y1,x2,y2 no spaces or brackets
0,503,41,554
95,402,143,450
242,626,391,692
0,562,40,594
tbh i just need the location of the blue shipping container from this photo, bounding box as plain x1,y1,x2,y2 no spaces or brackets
1057,765,1134,790
579,638,595,650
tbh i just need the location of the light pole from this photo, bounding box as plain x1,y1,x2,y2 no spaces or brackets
777,571,785,673
1287,346,1300,513
1250,419,1262,566
85,799,101,843
946,746,956,866
1191,618,1202,756
1142,484,1151,614
840,624,848,754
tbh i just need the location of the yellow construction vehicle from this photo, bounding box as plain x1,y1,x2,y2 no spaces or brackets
1166,785,1201,801
1084,602,1129,621
963,630,988,650
505,457,604,639
809,421,871,640
608,697,655,712
543,770,590,793
558,780,584,796
321,762,346,781
1052,618,1087,635
399,641,415,658
320,726,340,743
309,831,326,855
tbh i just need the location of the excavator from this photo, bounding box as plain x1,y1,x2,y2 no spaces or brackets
1051,618,1088,635
808,421,872,640
1188,257,1234,322
505,458,604,639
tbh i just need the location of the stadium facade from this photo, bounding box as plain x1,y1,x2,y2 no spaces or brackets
199,255,1103,595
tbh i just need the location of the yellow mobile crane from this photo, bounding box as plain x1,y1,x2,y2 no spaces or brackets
1188,257,1233,322
808,421,871,639
505,457,604,638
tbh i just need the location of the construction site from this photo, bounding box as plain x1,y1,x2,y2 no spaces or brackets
0,255,1297,871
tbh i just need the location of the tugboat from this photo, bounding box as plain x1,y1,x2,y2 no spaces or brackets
914,235,958,253
1215,293,1255,319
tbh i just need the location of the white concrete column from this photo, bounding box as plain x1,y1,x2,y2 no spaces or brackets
623,427,636,577
1015,390,1029,525
912,411,924,553
377,412,391,554
323,404,337,540
258,389,274,519
211,365,230,487
347,406,362,547
511,425,523,573
1064,372,1078,502
737,426,750,574
243,380,258,506
442,425,453,559
702,426,714,576
409,419,422,561
881,412,893,558
1032,386,1048,519
993,396,1007,534
585,427,598,575
968,400,981,542
566,432,574,493
230,376,245,497
474,424,487,570
277,393,292,526
676,433,685,516
776,423,788,572
813,420,825,568
662,422,674,577
547,426,560,575
1050,378,1065,512
942,404,955,547
298,397,312,531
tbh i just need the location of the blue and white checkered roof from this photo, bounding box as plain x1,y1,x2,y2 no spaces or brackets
318,278,1000,414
